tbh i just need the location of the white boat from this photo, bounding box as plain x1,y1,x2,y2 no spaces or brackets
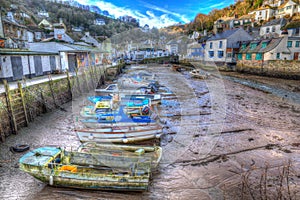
76,126,162,143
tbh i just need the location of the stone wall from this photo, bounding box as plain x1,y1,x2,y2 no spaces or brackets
237,60,300,79
0,64,110,142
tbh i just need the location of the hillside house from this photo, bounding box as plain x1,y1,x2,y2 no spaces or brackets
1,16,28,49
54,28,74,43
80,32,100,47
204,28,253,65
277,0,299,18
38,19,53,30
94,18,105,25
249,5,276,22
260,18,288,38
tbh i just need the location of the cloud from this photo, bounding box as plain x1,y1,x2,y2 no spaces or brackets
83,0,180,28
142,2,190,23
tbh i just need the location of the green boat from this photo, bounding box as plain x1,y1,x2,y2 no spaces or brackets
19,147,151,191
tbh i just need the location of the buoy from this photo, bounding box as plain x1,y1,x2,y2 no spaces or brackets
88,133,93,140
155,133,161,139
122,138,129,143
49,175,53,185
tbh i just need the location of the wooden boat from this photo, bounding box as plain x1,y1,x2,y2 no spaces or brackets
19,147,151,191
76,125,162,143
189,69,210,79
80,105,114,119
77,142,162,168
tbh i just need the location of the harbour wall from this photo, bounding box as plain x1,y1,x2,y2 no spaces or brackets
0,64,124,142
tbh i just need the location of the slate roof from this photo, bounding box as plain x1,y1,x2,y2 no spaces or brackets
207,28,240,41
239,38,283,53
261,18,287,27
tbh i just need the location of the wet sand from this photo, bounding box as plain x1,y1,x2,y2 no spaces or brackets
0,64,299,200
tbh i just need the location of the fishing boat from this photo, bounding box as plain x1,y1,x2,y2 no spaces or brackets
189,69,210,79
80,116,157,128
76,125,162,143
77,142,162,168
80,104,114,119
19,147,151,191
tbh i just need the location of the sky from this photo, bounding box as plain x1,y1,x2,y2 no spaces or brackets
76,0,235,28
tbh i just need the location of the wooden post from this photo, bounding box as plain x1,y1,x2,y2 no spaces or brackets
83,70,89,91
75,69,82,94
3,80,17,134
66,70,73,99
89,66,95,89
39,86,47,113
48,74,58,108
17,82,29,127
0,123,5,142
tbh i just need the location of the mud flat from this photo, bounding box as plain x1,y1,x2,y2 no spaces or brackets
0,64,299,200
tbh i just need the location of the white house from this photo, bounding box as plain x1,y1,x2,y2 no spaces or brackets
277,0,299,18
249,5,276,22
94,18,105,25
260,18,288,38
54,28,74,43
204,28,253,65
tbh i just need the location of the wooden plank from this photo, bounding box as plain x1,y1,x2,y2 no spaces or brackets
66,70,73,99
48,75,58,109
3,80,17,134
18,82,29,126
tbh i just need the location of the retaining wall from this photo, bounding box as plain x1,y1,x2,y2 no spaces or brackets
0,64,124,142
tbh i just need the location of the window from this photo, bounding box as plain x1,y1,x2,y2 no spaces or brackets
218,51,224,58
287,41,292,47
246,53,252,60
276,53,280,59
286,6,292,10
219,41,223,48
259,11,262,15
227,53,232,58
256,53,262,60
296,41,300,47
208,51,214,58
250,43,257,50
210,42,213,49
262,42,268,48
272,26,276,32
266,27,270,33
241,44,247,50
237,53,242,60
296,28,300,35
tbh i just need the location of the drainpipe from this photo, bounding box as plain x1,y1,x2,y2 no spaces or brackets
27,55,32,78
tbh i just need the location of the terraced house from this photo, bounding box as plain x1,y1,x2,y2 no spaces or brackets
236,30,300,76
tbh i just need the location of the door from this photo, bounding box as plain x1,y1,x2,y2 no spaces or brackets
34,56,43,76
68,54,77,72
294,52,299,60
11,56,23,80
49,56,56,72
